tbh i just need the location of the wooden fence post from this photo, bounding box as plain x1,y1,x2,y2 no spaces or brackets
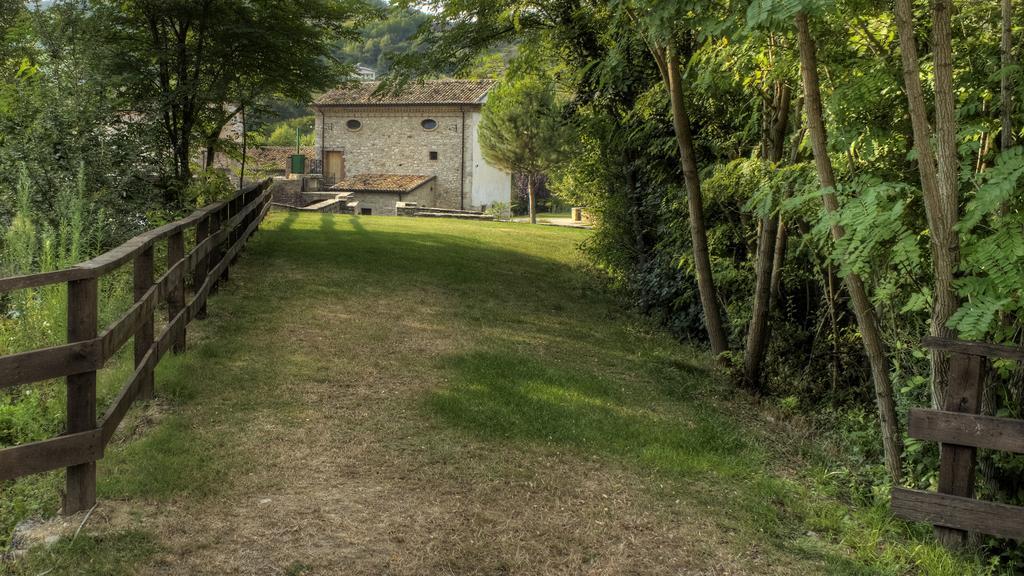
194,217,210,319
250,183,260,230
64,276,97,514
133,246,155,399
220,204,231,284
210,208,224,291
230,195,242,265
935,352,986,547
167,231,186,353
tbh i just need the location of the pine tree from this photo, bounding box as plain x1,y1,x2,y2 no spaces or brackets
478,77,573,224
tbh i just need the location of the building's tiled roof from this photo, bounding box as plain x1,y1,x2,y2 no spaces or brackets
330,174,435,194
248,146,316,168
315,80,495,106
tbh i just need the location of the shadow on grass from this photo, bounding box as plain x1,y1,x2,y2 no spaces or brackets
428,351,749,478
428,348,815,542
320,210,336,233
276,210,299,232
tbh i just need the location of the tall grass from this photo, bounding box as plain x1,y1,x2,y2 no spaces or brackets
1,165,132,545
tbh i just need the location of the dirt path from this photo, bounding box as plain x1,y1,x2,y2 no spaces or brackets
15,213,844,575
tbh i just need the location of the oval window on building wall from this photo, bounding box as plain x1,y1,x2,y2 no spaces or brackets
346,119,362,131
421,118,438,130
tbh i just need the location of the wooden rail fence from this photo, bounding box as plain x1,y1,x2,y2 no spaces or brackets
0,179,272,514
891,336,1024,547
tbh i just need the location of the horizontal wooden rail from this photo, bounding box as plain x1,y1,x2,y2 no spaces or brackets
0,340,101,389
99,346,157,445
922,336,1024,362
908,408,1024,454
0,430,103,482
893,342,1024,548
892,488,1024,542
0,179,273,513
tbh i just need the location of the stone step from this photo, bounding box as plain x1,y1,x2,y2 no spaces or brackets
409,211,495,221
397,204,486,216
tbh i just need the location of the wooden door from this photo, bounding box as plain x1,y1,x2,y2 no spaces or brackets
325,151,345,183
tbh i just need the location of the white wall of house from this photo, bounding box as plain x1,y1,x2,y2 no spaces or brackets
467,110,512,210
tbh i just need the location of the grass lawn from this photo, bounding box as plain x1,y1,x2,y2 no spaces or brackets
3,212,994,575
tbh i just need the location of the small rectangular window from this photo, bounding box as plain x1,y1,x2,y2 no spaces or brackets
429,151,438,160
360,208,372,216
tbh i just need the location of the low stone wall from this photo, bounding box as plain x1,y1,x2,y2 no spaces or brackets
270,177,337,209
396,203,495,221
270,178,304,207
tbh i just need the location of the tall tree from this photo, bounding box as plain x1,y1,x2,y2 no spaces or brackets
662,46,729,357
1000,0,1016,153
744,77,791,388
893,0,961,408
630,6,729,358
97,0,372,205
478,77,573,223
795,11,903,483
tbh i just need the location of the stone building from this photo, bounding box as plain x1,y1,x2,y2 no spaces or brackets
312,79,512,216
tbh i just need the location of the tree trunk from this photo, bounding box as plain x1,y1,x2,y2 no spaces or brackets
528,175,536,224
744,82,791,388
770,122,806,307
894,0,961,409
744,214,779,387
1001,0,1016,152
796,11,903,484
929,0,961,407
665,47,729,358
239,106,247,191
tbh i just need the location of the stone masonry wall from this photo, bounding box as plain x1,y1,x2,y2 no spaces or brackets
314,105,475,211
348,181,435,216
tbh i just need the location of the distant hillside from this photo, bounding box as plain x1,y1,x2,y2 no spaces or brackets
334,1,428,76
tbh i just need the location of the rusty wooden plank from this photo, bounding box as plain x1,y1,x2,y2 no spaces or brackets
65,276,98,514
922,336,1024,363
935,352,986,547
0,429,103,481
892,488,1024,542
909,408,1024,454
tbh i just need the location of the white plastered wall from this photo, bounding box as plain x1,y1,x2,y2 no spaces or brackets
467,110,512,210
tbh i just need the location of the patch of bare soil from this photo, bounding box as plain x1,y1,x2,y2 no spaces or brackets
78,281,815,575
4,510,94,563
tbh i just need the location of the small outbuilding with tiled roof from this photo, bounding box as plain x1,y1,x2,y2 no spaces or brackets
330,174,437,215
311,79,511,216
